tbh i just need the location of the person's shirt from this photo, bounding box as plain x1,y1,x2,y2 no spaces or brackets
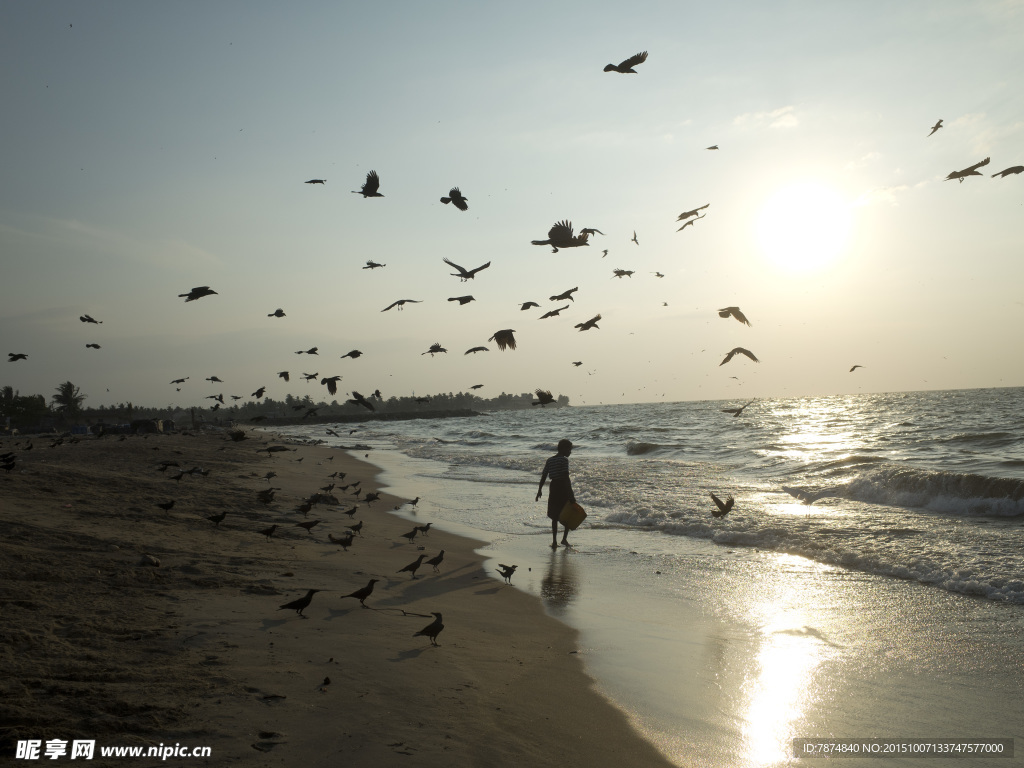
543,454,570,481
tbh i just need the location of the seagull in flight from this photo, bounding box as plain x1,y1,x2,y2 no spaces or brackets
945,157,990,183
531,221,590,252
443,257,491,281
381,299,422,312
352,170,383,197
720,348,759,366
718,306,751,326
603,50,648,74
440,187,468,211
927,119,943,137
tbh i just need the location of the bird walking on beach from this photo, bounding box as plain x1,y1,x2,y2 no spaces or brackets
259,524,278,541
341,578,379,607
718,306,751,326
415,522,432,536
398,554,428,579
352,170,383,197
399,527,419,544
720,347,759,366
279,589,321,617
413,612,444,645
346,520,364,536
531,221,590,253
328,532,355,550
927,119,943,137
440,187,468,210
443,257,491,281
155,499,175,512
489,329,517,350
426,550,445,573
603,50,648,73
179,286,218,302
709,492,734,518
295,519,321,534
496,564,517,584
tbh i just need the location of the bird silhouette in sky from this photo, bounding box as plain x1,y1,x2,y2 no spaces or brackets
277,371,289,381
992,165,1023,178
268,308,286,317
440,187,468,210
448,295,476,305
363,259,386,269
381,299,422,312
443,257,491,281
612,269,634,278
927,119,943,137
677,213,706,231
532,389,555,406
296,347,319,355
301,372,318,381
677,204,709,221
179,286,217,302
305,178,326,184
531,221,590,252
550,287,578,302
348,391,375,410
706,145,719,150
205,375,223,383
631,231,639,245
79,314,102,324
709,492,734,517
470,383,484,389
320,376,341,396
720,348,759,365
465,346,488,354
352,170,383,197
850,364,865,372
603,50,648,73
575,314,601,331
169,377,188,384
718,306,751,326
85,343,101,349
422,342,448,356
945,157,990,182
540,305,569,319
489,329,517,350
580,227,605,237
520,301,540,310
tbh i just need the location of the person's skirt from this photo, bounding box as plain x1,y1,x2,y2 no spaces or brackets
546,476,574,521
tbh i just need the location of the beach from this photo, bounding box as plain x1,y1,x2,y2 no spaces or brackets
0,429,675,767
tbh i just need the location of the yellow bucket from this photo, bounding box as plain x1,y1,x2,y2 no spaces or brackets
559,501,587,530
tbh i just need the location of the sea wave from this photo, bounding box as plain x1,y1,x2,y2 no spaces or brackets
842,465,1024,516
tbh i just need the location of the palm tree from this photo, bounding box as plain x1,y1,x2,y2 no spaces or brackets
52,381,87,417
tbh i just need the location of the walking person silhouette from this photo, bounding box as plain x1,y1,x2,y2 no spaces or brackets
536,439,576,548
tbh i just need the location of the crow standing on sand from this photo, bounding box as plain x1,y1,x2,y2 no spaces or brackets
413,612,444,645
426,550,445,572
340,578,379,607
278,589,321,617
496,563,518,584
398,554,428,579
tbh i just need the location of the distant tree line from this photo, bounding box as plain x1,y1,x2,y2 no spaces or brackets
1,382,569,432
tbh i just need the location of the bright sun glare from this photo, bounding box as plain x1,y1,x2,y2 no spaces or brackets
756,182,852,272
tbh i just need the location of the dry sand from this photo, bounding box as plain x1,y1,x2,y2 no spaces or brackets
0,429,676,767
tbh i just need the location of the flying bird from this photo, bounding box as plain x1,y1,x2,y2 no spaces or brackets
301,372,318,381
945,157,990,183
532,389,555,406
363,260,386,269
496,564,518,584
612,269,634,278
305,178,326,184
179,286,217,302
550,287,578,302
422,342,448,356
440,187,468,210
927,119,943,137
580,227,605,236
709,492,734,518
718,306,751,326
443,257,491,281
170,377,189,384
352,170,383,197
631,231,639,245
720,348,759,366
85,343,101,349
340,350,363,359
205,376,223,383
347,391,375,410
706,145,719,150
721,400,754,417
539,305,569,319
321,376,342,396
296,347,319,355
381,299,422,312
677,213,706,232
489,329,517,350
464,346,489,354
413,612,444,645
603,50,648,73
992,166,1024,178
531,221,590,253
79,314,102,324
520,301,540,310
448,295,476,305
277,371,289,381
575,314,601,331
677,204,710,221
251,386,266,399
268,308,286,318
470,384,484,389
849,365,864,372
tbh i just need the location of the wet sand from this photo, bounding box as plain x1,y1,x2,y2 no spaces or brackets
0,430,675,767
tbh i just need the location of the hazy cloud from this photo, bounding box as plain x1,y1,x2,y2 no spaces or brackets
733,106,799,129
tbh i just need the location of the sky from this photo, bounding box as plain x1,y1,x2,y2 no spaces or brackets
2,0,1023,410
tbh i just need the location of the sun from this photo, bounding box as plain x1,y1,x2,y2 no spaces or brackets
756,182,852,271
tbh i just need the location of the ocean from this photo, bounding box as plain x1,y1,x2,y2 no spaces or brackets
278,387,1024,767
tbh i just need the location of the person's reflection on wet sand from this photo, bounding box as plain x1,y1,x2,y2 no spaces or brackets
540,550,580,616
